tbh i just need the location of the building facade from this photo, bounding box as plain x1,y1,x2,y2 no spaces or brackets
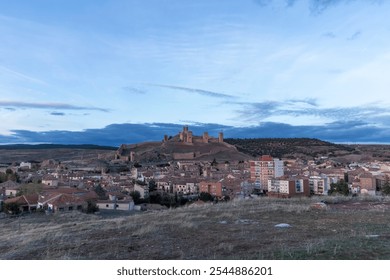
267,178,310,198
199,181,223,197
250,155,284,190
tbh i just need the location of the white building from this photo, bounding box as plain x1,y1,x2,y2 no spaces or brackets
20,162,32,169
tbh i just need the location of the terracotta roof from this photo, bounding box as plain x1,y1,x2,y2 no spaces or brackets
43,187,89,195
39,193,86,207
97,199,133,204
260,155,273,161
5,194,38,205
0,180,21,189
359,172,373,178
5,195,28,205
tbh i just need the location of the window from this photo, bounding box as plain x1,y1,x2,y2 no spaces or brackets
296,181,302,193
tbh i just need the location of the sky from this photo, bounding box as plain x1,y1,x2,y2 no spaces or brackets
1,0,390,146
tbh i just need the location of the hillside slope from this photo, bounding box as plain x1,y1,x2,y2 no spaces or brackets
224,138,356,159
117,139,252,163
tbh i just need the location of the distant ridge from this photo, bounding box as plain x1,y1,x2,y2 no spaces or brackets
0,144,117,150
224,137,356,159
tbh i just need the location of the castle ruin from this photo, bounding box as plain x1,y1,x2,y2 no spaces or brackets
166,126,223,144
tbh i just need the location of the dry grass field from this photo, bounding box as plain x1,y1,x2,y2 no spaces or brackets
2,196,390,260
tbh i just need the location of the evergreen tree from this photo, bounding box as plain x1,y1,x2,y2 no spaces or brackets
382,175,390,195
328,180,349,196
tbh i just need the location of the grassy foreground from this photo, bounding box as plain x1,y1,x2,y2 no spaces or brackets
2,196,390,260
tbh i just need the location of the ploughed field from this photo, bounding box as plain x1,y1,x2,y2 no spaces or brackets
2,196,390,260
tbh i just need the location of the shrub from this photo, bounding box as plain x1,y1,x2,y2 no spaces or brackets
4,202,21,215
86,200,99,213
199,192,214,202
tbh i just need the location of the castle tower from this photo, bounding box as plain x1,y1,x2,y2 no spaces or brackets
203,132,209,143
187,131,193,143
130,151,135,162
218,131,224,143
180,126,189,142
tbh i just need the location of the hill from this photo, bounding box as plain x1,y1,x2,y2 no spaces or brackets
0,144,116,164
224,138,356,159
0,144,117,150
115,126,252,163
116,140,251,163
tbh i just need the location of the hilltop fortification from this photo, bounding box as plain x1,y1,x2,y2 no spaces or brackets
115,126,251,163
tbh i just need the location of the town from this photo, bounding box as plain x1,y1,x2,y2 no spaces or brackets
1,126,390,215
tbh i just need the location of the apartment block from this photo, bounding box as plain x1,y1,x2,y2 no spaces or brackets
199,181,223,197
268,177,310,198
250,155,284,190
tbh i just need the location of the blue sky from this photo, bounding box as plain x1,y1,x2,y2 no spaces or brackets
1,0,390,146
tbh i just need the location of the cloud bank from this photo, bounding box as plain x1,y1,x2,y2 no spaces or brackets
147,84,238,100
1,121,389,147
253,0,382,14
0,101,109,112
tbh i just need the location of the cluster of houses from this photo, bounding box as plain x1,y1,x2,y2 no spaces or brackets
2,152,390,215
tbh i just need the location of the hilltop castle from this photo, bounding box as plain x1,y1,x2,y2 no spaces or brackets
163,126,224,144
115,126,231,162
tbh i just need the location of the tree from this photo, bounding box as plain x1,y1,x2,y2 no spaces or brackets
148,179,157,192
86,199,99,213
160,192,176,208
328,180,349,196
149,192,162,204
130,190,141,204
0,170,19,183
0,173,7,183
16,183,43,196
199,192,214,202
382,175,390,195
4,202,21,215
93,184,107,199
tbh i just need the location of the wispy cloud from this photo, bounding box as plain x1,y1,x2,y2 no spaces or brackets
348,31,362,40
50,112,66,116
238,99,390,125
0,101,109,112
253,0,382,14
323,32,336,38
147,84,238,100
3,107,16,112
0,65,48,85
122,86,147,95
310,0,384,14
253,0,297,8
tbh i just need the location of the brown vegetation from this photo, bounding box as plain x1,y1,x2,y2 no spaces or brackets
2,196,390,260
